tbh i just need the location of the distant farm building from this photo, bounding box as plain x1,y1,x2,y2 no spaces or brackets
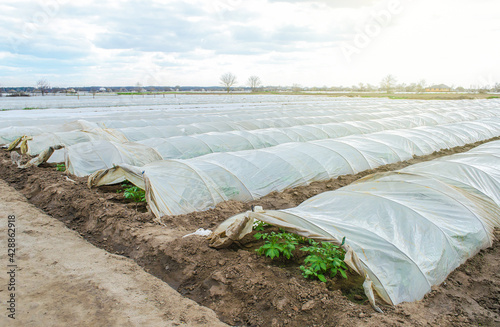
425,84,451,92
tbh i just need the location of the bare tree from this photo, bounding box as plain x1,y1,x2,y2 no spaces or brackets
292,84,303,92
380,75,397,93
247,76,262,92
136,82,143,93
36,79,50,96
416,79,427,93
220,72,237,93
494,82,500,93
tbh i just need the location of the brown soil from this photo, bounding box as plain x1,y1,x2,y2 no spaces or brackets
1,137,499,327
0,179,226,327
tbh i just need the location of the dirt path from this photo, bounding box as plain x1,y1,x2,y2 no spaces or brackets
0,179,227,327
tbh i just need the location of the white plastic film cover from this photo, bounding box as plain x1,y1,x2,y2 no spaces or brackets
91,118,500,217
219,140,500,306
66,141,162,177
57,113,499,175
2,99,499,146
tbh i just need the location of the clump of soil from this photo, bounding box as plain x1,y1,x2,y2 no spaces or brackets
1,138,499,326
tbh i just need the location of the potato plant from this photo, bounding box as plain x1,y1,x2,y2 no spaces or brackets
252,220,271,231
254,231,299,259
254,222,348,282
300,240,348,282
56,163,66,172
117,184,146,203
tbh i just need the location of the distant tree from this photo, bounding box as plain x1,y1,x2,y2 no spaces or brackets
396,82,406,92
416,79,427,93
456,86,465,92
494,83,500,93
247,76,262,92
365,83,376,92
478,86,489,94
405,83,418,92
292,84,303,92
135,82,143,93
220,73,237,93
380,75,397,93
36,79,50,96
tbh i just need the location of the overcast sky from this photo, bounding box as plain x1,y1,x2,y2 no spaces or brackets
1,0,499,87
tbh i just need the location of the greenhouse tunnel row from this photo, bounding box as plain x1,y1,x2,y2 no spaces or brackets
212,140,500,308
2,98,494,130
2,99,498,146
88,116,500,217
6,103,500,171
59,113,500,176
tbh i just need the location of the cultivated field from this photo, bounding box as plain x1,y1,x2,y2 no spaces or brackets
1,95,499,326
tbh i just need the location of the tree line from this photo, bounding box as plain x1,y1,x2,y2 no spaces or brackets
1,75,499,96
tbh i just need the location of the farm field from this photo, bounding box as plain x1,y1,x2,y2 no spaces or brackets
0,93,337,111
1,95,499,326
